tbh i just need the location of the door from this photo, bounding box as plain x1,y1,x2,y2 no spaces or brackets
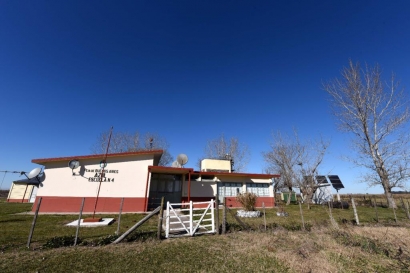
148,174,182,210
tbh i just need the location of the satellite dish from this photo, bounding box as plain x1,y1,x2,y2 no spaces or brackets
176,154,188,167
68,160,80,170
36,171,46,183
171,161,182,168
27,168,42,179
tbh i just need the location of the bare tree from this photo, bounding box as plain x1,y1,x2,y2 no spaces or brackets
263,132,299,195
91,130,173,166
324,61,410,208
263,131,329,207
203,134,250,172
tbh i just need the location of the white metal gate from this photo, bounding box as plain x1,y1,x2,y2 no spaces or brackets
165,200,215,238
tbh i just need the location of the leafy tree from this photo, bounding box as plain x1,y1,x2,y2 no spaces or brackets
324,61,410,208
91,130,173,166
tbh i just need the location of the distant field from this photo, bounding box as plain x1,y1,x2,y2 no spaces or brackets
0,190,9,198
1,197,410,272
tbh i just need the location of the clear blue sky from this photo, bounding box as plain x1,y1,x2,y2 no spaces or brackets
1,1,410,193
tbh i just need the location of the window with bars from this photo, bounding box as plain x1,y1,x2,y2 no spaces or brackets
218,183,243,196
246,183,270,196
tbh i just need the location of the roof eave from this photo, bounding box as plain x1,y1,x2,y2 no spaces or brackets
32,150,164,165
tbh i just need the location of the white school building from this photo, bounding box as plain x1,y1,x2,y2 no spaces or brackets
10,150,279,213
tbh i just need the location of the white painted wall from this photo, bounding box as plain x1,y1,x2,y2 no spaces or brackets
36,155,154,198
8,184,34,200
29,187,38,203
201,159,231,172
216,176,248,183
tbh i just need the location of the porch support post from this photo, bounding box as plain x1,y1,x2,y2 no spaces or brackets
22,184,28,203
144,168,151,212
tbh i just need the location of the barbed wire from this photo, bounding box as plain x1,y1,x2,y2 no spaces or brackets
0,170,25,190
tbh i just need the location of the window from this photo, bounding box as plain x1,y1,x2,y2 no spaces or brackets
150,174,182,193
246,183,270,196
218,183,243,196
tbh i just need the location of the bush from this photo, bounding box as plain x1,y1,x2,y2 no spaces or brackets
236,192,258,211
94,234,120,246
281,222,312,231
331,201,350,209
125,231,156,242
43,236,79,249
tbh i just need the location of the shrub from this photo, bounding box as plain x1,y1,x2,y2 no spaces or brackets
125,231,156,242
43,236,79,249
79,234,121,247
281,222,312,231
95,234,120,246
236,192,258,211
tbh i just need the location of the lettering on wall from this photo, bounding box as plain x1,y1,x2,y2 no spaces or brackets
84,168,119,182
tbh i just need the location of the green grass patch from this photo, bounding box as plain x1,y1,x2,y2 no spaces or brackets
1,197,410,272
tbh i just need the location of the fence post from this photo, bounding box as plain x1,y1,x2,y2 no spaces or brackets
157,197,164,239
116,198,124,235
165,202,170,238
299,201,305,231
74,197,85,246
211,199,215,233
373,197,379,223
393,205,398,223
263,202,267,231
222,197,227,235
27,197,42,249
351,197,360,225
215,195,219,234
328,201,338,229
405,200,410,220
113,206,161,243
400,198,410,220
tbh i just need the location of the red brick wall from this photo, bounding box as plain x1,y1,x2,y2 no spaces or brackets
31,196,146,213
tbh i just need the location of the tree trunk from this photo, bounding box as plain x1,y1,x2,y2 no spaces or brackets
303,186,316,209
286,190,293,205
382,183,396,209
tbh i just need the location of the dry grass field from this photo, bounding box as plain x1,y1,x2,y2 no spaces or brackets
1,196,410,272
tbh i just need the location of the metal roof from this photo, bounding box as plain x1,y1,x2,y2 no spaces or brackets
32,150,164,164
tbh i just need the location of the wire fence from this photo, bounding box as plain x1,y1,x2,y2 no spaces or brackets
4,193,410,251
218,195,410,234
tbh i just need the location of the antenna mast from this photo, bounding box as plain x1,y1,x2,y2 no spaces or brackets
0,170,26,190
91,126,113,220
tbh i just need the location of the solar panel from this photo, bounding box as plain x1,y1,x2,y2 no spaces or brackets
315,175,328,184
328,175,345,190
